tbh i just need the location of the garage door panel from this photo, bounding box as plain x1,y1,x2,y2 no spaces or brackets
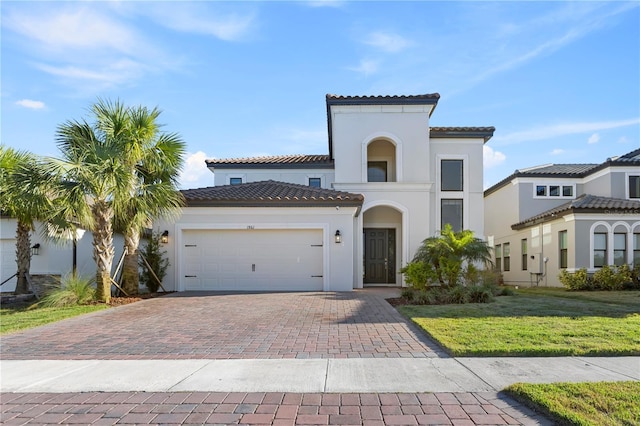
181,229,323,291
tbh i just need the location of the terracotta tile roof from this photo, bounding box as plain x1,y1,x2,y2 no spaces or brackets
485,148,640,196
429,127,495,142
181,180,364,208
512,194,640,230
326,93,440,104
206,154,333,169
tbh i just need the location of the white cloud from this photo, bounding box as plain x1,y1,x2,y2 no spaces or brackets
347,59,379,76
179,151,214,189
4,7,138,55
492,118,640,146
618,136,629,144
36,59,146,87
483,145,506,168
551,149,565,155
15,99,45,110
145,5,255,41
363,31,412,53
587,133,600,144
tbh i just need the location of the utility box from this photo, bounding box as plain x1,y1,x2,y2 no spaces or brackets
529,253,544,274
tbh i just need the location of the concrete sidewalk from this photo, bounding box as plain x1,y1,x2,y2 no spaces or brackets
2,357,638,394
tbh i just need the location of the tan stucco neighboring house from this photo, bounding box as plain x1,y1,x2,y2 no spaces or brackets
155,93,495,292
484,149,640,287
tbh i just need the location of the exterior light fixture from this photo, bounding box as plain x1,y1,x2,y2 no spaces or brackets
334,230,341,244
31,243,41,256
161,230,169,244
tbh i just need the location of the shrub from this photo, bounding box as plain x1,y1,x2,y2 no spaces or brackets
627,264,640,290
139,230,170,293
467,285,495,303
400,287,415,301
592,265,632,291
559,268,591,291
38,275,95,307
480,269,504,287
400,261,432,291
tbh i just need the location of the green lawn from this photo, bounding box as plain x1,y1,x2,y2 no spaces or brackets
0,303,108,335
506,381,640,426
398,289,640,356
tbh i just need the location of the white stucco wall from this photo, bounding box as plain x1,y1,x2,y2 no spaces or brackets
155,205,360,292
329,105,431,184
212,168,335,189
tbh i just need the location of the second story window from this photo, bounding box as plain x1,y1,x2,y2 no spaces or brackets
441,160,463,191
229,177,243,185
308,177,321,188
535,184,575,199
367,161,387,182
629,175,640,199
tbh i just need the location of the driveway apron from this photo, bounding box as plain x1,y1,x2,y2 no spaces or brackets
1,289,446,360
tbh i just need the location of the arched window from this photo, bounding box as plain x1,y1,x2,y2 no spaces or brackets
367,139,396,182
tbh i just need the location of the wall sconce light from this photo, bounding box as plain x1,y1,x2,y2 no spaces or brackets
334,230,341,244
31,243,41,256
161,230,169,244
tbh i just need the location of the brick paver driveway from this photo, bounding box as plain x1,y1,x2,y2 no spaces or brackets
1,289,446,360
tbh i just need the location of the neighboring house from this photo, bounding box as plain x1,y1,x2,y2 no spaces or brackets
156,94,494,292
484,149,640,287
0,218,125,292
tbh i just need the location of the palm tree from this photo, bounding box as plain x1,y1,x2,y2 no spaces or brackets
0,146,52,294
411,224,493,286
93,101,185,295
45,119,132,303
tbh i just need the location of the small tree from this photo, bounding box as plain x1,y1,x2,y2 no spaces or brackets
408,224,493,287
139,231,169,293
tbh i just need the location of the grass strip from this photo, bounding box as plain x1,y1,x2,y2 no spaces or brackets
399,291,640,356
505,381,640,426
0,304,108,335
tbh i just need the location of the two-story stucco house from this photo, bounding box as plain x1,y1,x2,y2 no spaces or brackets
156,93,495,292
484,149,640,287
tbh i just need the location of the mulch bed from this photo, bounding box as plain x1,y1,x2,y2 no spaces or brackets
386,297,411,307
107,292,174,306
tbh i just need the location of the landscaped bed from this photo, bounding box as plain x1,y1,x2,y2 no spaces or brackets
397,288,640,356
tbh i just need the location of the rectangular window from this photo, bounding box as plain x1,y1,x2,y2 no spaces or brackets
562,186,573,197
559,230,568,269
503,242,511,272
549,185,560,197
441,199,463,232
521,239,528,271
495,244,502,271
441,160,463,191
614,233,626,266
367,161,387,182
229,177,242,185
630,176,640,199
594,233,607,267
536,185,547,196
634,233,640,266
308,177,321,188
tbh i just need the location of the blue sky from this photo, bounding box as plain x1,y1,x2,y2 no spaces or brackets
2,1,639,190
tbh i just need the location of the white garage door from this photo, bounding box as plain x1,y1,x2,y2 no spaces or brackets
181,229,324,291
0,240,17,292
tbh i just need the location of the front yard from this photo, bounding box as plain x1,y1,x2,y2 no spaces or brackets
398,288,640,357
0,302,107,335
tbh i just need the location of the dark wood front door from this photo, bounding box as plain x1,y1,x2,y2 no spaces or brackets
363,228,396,284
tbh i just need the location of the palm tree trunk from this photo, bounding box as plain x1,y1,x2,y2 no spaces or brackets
14,220,32,294
92,201,115,303
121,228,140,295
